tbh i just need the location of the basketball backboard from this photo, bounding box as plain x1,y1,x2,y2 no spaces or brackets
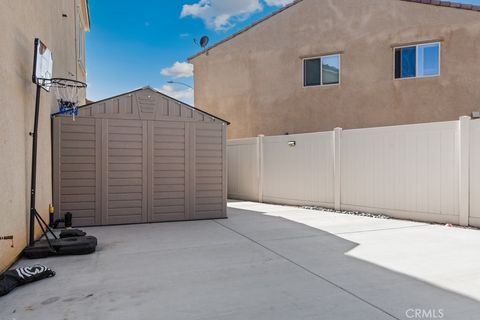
32,38,53,91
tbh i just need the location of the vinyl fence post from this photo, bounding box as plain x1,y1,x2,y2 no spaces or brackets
334,128,342,211
459,116,471,226
257,135,264,203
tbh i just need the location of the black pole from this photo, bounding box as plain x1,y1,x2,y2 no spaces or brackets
29,84,42,246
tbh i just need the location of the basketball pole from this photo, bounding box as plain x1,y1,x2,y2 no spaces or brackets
28,82,59,248
28,38,59,248
29,84,41,246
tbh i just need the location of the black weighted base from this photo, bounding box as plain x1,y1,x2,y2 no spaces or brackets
23,236,97,259
59,229,87,238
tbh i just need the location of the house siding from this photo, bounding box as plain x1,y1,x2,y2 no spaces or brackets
0,0,89,272
191,0,480,139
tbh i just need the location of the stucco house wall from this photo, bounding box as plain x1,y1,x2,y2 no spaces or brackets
190,0,480,139
0,0,89,272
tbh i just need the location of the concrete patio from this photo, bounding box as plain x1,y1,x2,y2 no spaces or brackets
1,201,480,320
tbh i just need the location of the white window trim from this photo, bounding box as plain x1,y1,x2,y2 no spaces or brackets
76,7,86,77
393,42,441,80
303,54,341,88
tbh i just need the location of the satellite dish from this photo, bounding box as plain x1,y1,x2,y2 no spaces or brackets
194,36,209,49
200,36,209,49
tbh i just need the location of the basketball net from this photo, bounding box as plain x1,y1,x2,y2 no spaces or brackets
37,78,86,121
54,83,81,121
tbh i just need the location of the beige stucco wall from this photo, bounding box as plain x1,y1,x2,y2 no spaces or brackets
0,0,88,272
191,0,480,139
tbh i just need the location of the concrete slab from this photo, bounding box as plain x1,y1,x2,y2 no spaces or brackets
1,203,479,320
229,201,480,302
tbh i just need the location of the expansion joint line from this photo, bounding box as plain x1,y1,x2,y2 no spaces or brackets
212,220,400,320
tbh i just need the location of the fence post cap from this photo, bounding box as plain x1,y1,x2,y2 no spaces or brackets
459,116,471,121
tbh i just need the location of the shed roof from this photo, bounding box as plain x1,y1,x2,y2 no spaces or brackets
188,0,480,62
52,86,230,125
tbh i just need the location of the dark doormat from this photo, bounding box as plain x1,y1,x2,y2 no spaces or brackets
0,265,55,297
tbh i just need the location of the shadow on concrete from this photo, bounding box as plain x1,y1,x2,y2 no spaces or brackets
0,206,479,320
222,206,480,320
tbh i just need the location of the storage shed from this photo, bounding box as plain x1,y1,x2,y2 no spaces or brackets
52,87,229,226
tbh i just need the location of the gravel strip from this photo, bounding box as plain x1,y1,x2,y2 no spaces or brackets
301,205,480,230
302,206,391,220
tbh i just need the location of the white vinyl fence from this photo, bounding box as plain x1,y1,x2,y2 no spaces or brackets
227,117,480,227
470,119,480,226
227,138,260,201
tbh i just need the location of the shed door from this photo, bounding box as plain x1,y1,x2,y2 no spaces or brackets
149,121,188,222
104,119,148,225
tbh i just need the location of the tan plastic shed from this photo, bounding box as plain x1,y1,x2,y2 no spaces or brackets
52,87,229,226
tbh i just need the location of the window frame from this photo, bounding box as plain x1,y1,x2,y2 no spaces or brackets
76,5,87,77
393,42,441,80
303,53,341,88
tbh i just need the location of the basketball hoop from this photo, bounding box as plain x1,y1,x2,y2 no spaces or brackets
38,78,87,121
28,39,89,249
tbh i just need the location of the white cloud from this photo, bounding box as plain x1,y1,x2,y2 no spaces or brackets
264,0,295,6
181,0,263,31
158,85,194,105
160,61,194,78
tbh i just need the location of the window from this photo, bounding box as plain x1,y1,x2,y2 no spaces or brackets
394,42,440,79
304,54,340,87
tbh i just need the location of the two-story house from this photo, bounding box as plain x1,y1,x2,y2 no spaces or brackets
189,0,480,138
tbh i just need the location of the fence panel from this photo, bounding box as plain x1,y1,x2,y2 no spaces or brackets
262,132,334,206
227,118,480,226
227,138,259,201
470,119,480,227
340,121,459,223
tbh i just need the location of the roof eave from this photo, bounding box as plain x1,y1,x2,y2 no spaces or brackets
188,0,480,62
400,0,480,12
188,0,304,62
52,86,230,125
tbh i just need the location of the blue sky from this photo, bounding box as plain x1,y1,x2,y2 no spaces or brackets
86,0,480,104
86,0,291,104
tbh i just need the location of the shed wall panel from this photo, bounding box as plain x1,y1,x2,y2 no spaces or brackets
55,117,98,226
193,122,227,219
